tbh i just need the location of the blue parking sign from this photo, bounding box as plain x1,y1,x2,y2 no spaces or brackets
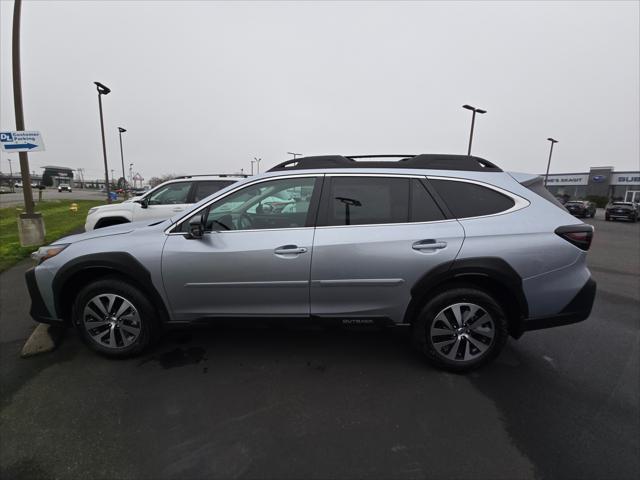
0,132,15,142
0,130,44,152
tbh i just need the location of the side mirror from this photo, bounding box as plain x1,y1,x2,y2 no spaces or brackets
187,214,204,239
135,197,148,209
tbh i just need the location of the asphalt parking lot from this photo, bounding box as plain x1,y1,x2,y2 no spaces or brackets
0,210,638,480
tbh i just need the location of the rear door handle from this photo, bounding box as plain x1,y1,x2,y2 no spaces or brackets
412,240,447,251
274,245,308,255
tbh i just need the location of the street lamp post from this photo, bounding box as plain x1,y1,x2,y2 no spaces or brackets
254,157,262,174
129,163,133,187
94,81,112,203
118,127,127,197
544,138,559,187
462,104,487,156
287,151,302,160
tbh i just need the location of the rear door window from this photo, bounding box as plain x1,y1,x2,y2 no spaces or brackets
430,179,515,218
323,177,409,226
192,180,234,202
410,179,446,222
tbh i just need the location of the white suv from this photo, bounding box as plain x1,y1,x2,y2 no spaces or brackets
85,175,246,230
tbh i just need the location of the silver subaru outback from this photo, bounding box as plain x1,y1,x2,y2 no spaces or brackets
26,155,596,371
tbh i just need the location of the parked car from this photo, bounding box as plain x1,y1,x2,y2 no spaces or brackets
26,155,597,371
605,202,639,222
12,182,45,190
84,174,247,230
58,184,72,192
564,200,596,218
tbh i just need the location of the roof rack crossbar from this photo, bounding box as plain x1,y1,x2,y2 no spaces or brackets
267,154,502,173
346,155,417,159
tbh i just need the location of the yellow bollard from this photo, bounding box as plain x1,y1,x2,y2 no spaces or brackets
69,203,78,213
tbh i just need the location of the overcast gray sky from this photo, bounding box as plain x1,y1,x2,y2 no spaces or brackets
1,0,638,181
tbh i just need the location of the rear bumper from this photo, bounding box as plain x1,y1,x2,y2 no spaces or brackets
606,209,635,218
567,209,586,216
522,277,596,332
607,214,635,220
25,268,63,324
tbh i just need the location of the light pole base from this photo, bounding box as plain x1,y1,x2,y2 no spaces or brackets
18,212,45,247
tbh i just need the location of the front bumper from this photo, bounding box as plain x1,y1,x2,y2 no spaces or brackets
522,277,596,332
25,268,62,324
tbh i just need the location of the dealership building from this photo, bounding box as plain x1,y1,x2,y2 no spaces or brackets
544,166,640,203
41,165,74,187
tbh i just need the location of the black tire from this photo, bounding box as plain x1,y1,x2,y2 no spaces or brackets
72,276,158,357
412,287,508,372
605,216,610,221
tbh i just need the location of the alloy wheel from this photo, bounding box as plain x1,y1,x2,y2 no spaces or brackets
83,294,141,349
429,302,496,363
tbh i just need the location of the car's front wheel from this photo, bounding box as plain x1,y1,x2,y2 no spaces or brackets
412,287,508,372
73,277,158,357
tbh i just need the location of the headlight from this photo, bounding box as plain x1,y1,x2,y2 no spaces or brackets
87,207,99,215
31,244,69,264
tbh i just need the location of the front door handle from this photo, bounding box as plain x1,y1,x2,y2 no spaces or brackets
274,245,308,255
172,207,184,212
412,240,447,251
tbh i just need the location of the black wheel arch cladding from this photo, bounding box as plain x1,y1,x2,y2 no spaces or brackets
404,256,529,329
52,252,170,324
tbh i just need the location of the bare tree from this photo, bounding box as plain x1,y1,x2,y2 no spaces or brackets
148,174,178,188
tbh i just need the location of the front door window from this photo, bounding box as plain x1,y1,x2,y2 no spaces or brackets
201,177,317,231
147,182,191,205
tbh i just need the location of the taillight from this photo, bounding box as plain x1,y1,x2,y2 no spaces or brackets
555,224,594,251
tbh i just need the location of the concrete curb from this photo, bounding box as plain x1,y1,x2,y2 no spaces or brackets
20,324,64,358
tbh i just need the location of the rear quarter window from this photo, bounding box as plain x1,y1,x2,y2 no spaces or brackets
521,177,567,210
430,179,515,218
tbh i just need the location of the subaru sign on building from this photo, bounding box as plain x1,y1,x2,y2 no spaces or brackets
544,167,640,203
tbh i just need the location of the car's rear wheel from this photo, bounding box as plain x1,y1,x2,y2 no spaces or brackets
73,277,158,357
412,287,508,372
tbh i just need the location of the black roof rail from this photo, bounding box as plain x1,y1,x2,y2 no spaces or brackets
346,155,417,160
176,173,250,179
267,154,502,172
